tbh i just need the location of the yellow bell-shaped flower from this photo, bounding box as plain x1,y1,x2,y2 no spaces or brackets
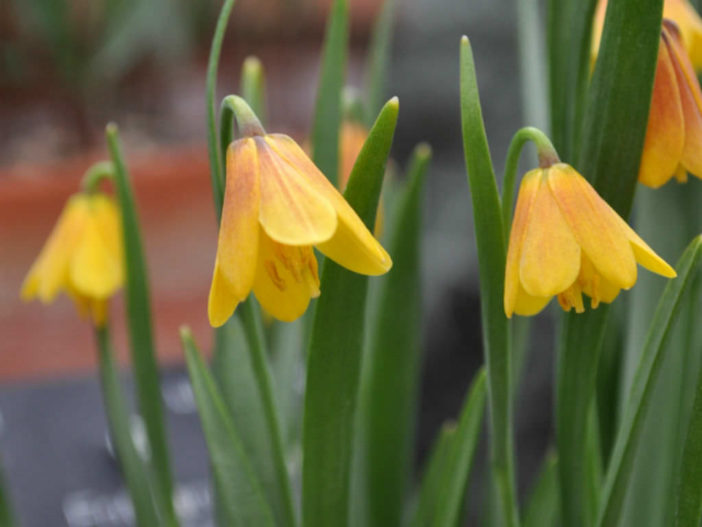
504,163,676,318
208,131,392,327
21,192,124,326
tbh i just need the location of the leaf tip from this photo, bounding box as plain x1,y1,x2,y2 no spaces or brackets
415,142,432,160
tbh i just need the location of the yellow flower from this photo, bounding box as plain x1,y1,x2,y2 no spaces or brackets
638,21,702,187
21,193,124,326
208,133,392,327
592,0,702,70
504,163,676,318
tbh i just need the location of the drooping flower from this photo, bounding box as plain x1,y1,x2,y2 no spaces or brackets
592,0,702,70
208,130,392,327
21,192,124,326
638,21,702,187
504,163,676,318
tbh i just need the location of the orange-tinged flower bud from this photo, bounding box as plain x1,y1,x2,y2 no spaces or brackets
208,133,392,327
21,192,124,326
639,21,702,187
504,163,676,318
592,0,702,70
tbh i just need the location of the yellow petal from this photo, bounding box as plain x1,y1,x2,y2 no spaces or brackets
504,169,540,318
216,138,261,298
547,164,638,289
519,171,581,297
208,260,240,327
256,136,337,246
578,254,621,308
21,195,88,303
513,283,551,317
639,38,686,188
665,0,702,70
70,197,122,299
612,215,678,278
663,22,702,178
266,134,391,275
252,230,320,322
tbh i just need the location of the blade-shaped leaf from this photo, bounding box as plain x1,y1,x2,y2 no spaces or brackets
302,97,398,527
595,236,702,527
459,36,518,527
106,124,177,524
212,317,296,527
522,452,559,527
311,0,348,187
181,328,276,527
359,144,431,527
433,368,488,527
0,460,14,527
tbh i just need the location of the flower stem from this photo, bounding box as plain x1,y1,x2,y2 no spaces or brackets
81,161,115,193
502,126,559,240
221,95,266,138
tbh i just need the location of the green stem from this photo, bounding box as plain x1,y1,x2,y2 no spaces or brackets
95,326,163,527
241,56,267,125
501,127,558,240
238,301,297,527
81,161,115,193
206,0,237,220
219,95,266,171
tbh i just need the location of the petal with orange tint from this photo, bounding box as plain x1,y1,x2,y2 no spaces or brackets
611,215,677,278
504,169,540,318
208,260,240,328
547,164,638,289
252,230,320,322
664,0,702,70
266,134,391,276
256,136,337,246
519,172,581,297
639,40,685,188
216,138,261,297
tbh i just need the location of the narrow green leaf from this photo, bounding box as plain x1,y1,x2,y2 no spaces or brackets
241,56,267,127
106,124,177,525
359,143,431,527
411,424,457,527
96,326,162,527
433,368,488,527
546,0,597,161
522,452,559,527
311,0,348,186
459,36,518,527
212,317,296,527
302,97,398,527
595,236,702,527
0,461,13,527
516,0,548,133
556,2,662,524
181,328,276,527
364,0,396,127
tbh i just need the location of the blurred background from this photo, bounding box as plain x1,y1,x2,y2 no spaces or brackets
0,0,554,524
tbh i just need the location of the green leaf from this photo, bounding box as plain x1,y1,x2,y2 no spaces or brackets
181,328,276,527
364,0,396,127
358,143,431,527
555,1,662,524
212,316,297,527
459,36,518,527
96,326,163,527
302,97,399,527
106,124,177,525
311,0,348,187
241,56,267,127
595,236,702,527
411,424,457,527
546,0,597,161
433,368,488,527
522,452,559,527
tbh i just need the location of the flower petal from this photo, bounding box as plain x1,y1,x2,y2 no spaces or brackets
216,138,261,298
252,230,320,322
256,136,337,246
612,215,677,278
208,260,240,328
504,169,540,318
664,0,702,70
513,283,551,317
547,164,638,289
639,38,686,188
519,171,581,297
265,134,391,275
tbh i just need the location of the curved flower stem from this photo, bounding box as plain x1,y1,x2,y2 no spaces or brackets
220,95,267,168
206,0,237,221
501,126,559,240
238,299,298,527
81,161,115,193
